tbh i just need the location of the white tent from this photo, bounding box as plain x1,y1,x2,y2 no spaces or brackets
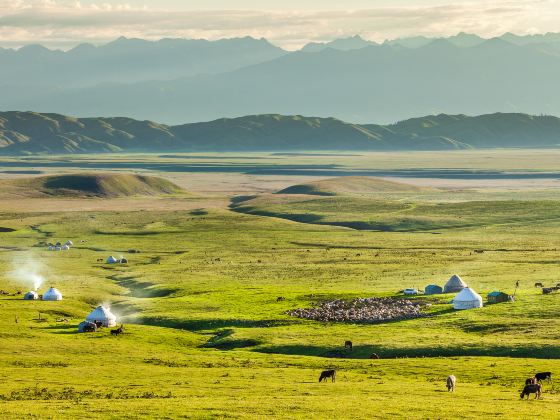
55,246,62,251
43,287,63,301
48,246,54,251
65,240,73,246
62,245,70,251
453,287,483,310
106,256,118,264
444,274,467,293
86,305,117,327
24,291,39,300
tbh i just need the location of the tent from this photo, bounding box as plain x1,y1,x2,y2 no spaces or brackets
444,274,467,293
425,284,443,295
62,245,70,251
48,246,54,251
43,287,63,301
24,291,39,300
487,291,510,304
453,287,483,310
65,240,73,246
77,321,97,333
86,305,117,327
106,256,118,264
55,246,62,251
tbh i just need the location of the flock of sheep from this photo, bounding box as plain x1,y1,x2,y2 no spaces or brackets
287,297,425,323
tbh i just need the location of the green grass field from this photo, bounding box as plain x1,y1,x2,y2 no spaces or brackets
0,151,559,418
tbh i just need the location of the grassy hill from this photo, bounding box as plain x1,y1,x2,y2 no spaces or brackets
2,173,184,198
1,111,560,154
277,176,429,196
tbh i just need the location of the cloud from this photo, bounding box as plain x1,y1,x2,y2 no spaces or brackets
0,0,559,49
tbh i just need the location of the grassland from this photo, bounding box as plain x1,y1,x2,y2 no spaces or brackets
0,151,559,418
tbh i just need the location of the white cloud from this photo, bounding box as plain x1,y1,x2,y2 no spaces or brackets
0,0,559,49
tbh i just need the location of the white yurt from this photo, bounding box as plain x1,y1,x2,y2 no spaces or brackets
453,287,483,310
62,245,70,251
65,240,73,246
106,256,118,264
24,291,39,300
48,246,54,251
444,274,468,293
55,246,62,251
86,305,117,327
43,287,63,301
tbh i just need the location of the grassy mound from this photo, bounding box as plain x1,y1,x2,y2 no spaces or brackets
277,176,429,196
8,173,185,198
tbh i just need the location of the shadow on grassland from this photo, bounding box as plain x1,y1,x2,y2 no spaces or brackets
136,316,295,332
255,344,560,359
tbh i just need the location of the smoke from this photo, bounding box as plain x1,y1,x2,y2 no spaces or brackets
9,253,48,291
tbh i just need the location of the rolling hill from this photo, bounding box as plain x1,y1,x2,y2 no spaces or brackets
1,173,185,198
277,177,429,196
0,111,559,154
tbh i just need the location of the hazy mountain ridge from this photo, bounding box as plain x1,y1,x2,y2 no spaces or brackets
4,36,560,124
0,111,558,155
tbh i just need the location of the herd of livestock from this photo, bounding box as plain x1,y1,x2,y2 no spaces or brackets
287,297,425,323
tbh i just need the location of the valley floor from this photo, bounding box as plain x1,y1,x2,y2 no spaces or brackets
0,151,559,418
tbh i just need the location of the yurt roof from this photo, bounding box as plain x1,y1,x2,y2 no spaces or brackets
86,305,116,322
453,287,482,302
446,274,467,287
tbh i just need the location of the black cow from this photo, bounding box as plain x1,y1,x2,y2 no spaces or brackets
319,370,336,383
520,384,542,399
344,341,353,351
535,372,552,384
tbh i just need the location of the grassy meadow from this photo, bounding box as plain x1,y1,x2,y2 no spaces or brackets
0,151,559,418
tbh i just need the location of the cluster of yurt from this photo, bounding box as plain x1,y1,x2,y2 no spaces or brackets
78,305,117,332
47,240,73,251
23,287,63,301
423,274,483,310
106,256,128,264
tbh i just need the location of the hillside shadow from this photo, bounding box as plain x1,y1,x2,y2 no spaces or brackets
256,344,560,359
137,317,294,332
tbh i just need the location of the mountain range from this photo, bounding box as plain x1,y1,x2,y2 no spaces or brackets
1,111,559,155
3,33,560,124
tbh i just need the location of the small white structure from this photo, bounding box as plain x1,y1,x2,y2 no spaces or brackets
65,240,73,246
24,291,39,300
43,287,63,301
453,287,483,310
48,246,54,251
86,305,117,327
62,245,70,251
444,274,468,293
55,246,62,251
106,256,118,264
403,288,419,295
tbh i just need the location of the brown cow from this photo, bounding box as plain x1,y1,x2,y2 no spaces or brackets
446,375,456,392
344,341,353,351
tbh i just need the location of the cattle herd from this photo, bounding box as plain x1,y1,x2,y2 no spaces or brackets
319,341,552,400
287,297,424,323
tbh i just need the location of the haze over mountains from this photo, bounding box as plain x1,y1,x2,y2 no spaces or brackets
1,111,559,155
2,33,560,124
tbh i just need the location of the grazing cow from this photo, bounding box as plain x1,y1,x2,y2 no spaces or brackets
276,296,285,302
446,375,456,392
525,377,537,385
344,341,353,351
370,353,380,359
111,324,124,336
520,384,542,399
319,370,336,383
535,372,552,384
535,282,543,288
542,288,553,295
83,323,97,333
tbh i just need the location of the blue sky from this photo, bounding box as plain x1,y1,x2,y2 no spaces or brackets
1,1,559,49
